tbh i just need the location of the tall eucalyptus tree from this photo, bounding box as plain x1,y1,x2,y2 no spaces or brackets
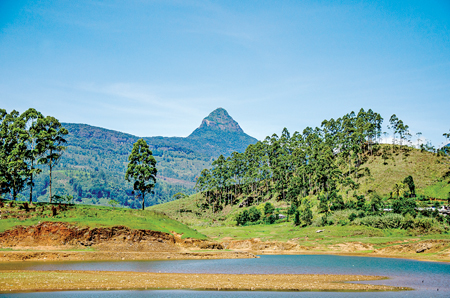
37,116,68,202
21,108,45,203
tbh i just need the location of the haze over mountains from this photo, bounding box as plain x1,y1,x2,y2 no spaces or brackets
26,108,257,208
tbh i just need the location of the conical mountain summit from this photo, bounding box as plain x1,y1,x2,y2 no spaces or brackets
187,107,257,155
189,108,244,135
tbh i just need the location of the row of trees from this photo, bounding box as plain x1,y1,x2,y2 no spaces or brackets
195,108,384,212
0,108,68,203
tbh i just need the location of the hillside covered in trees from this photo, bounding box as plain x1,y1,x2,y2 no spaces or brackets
151,108,450,233
2,108,257,209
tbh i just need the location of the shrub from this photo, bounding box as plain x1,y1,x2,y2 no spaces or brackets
401,214,415,229
300,205,313,226
294,211,300,226
353,214,404,229
392,197,417,217
236,209,249,226
330,209,358,225
267,214,276,224
338,219,349,226
248,206,261,222
264,202,274,216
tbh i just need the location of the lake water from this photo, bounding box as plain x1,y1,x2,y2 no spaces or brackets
1,255,450,297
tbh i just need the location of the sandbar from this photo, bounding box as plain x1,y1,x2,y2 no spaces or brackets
0,270,409,293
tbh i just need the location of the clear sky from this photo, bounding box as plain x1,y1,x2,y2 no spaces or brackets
1,1,449,147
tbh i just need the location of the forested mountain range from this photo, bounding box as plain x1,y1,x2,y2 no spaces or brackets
20,108,257,208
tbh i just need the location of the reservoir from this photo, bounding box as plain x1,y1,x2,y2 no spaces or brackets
1,255,450,297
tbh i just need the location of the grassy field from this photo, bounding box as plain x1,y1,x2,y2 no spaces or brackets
359,145,449,197
0,202,206,239
198,222,449,246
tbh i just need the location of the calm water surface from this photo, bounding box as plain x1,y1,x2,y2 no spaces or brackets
1,255,449,297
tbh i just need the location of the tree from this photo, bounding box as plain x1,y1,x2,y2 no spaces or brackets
38,116,68,202
125,139,157,210
443,130,450,144
264,202,274,216
392,182,407,198
172,192,187,200
248,206,261,222
403,175,416,197
388,114,399,147
300,202,313,226
21,109,45,203
392,197,417,217
109,199,119,209
294,211,300,226
0,110,29,200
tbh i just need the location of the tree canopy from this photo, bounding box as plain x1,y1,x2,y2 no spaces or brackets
125,139,158,210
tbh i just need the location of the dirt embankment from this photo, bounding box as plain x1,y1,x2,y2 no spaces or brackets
0,222,257,261
374,239,450,255
0,222,222,252
222,238,373,253
220,237,450,261
223,238,303,252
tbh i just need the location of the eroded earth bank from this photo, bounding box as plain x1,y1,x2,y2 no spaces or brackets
1,222,450,263
0,222,255,261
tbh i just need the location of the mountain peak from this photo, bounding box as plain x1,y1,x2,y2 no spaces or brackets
196,108,244,133
186,108,257,154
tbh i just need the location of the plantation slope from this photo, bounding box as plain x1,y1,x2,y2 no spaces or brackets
357,145,449,196
150,147,450,228
0,203,207,240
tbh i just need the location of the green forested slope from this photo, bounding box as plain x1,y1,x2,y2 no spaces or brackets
151,108,450,233
16,108,257,209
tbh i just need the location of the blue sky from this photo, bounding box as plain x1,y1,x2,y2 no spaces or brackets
1,0,449,147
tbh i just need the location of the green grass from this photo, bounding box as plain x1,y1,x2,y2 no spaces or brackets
196,222,450,251
0,202,207,240
360,145,449,197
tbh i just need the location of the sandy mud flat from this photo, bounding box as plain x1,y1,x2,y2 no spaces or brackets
0,270,408,293
0,250,256,262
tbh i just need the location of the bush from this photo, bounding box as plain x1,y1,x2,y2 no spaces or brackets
264,202,274,216
352,213,444,233
248,206,261,222
236,207,262,226
300,205,313,226
414,217,435,231
236,209,250,226
392,197,417,217
338,219,349,226
330,209,358,225
353,214,404,229
267,214,276,224
294,211,300,226
401,214,415,229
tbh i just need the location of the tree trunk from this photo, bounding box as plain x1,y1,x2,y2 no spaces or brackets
29,161,34,203
49,161,53,203
29,173,33,203
142,193,145,210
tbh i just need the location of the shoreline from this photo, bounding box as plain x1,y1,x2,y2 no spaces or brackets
249,250,450,263
0,270,409,293
1,248,449,264
0,250,257,262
